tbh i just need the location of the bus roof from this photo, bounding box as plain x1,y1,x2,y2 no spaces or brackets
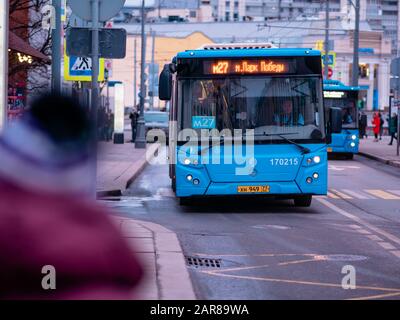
323,80,362,91
176,48,321,59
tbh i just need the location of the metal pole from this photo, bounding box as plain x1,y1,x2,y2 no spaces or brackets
135,0,147,149
150,30,155,111
51,0,62,93
397,109,399,156
134,38,137,108
351,0,360,87
90,0,100,194
324,0,330,80
0,0,9,131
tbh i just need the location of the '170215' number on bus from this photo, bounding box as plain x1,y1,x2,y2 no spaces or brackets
270,158,299,166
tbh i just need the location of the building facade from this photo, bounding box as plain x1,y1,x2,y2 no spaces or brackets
113,19,391,111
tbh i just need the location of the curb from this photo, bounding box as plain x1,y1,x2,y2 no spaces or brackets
97,143,159,198
118,217,197,300
358,151,400,169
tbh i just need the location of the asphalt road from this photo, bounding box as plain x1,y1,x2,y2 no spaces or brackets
104,152,400,300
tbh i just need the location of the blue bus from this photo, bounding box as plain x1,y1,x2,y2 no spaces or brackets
159,44,342,207
323,80,361,159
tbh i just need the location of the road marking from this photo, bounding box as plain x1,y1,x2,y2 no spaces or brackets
327,191,340,199
365,190,400,200
377,242,396,250
331,189,353,199
329,165,360,171
388,190,400,197
202,270,400,293
356,229,372,235
390,250,400,258
349,292,400,300
342,189,374,200
316,197,400,248
367,234,384,242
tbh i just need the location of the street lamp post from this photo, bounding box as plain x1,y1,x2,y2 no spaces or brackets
135,0,147,149
351,0,360,87
324,0,330,80
51,0,62,93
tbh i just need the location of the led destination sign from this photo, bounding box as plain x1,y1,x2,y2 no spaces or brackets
204,59,296,75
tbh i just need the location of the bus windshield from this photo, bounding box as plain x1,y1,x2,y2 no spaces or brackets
179,77,325,142
324,94,358,129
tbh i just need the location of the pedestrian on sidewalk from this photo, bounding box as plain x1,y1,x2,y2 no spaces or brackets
388,113,398,145
378,112,385,140
0,94,143,299
106,110,114,142
372,112,381,142
129,106,139,143
359,112,368,139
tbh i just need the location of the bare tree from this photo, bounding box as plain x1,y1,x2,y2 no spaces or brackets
9,0,52,92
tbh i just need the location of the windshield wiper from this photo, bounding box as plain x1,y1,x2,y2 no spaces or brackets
248,132,311,155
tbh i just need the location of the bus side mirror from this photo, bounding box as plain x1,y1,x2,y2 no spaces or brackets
159,64,172,101
330,107,343,134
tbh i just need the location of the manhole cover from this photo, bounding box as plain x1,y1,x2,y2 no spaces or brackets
314,254,368,262
186,256,222,269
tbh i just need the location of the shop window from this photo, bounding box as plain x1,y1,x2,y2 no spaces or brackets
359,64,370,79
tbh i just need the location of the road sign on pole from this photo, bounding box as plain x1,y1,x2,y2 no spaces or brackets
328,67,333,79
321,51,336,67
0,0,9,131
66,27,127,59
64,54,105,82
68,0,126,22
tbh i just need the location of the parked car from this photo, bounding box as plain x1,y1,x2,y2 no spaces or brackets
144,111,169,143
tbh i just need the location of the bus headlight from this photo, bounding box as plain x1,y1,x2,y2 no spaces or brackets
313,156,321,164
313,173,319,179
351,135,357,140
350,142,356,148
184,158,191,165
186,175,193,182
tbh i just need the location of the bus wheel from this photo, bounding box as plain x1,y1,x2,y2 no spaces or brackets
294,195,312,207
171,178,176,192
179,197,192,206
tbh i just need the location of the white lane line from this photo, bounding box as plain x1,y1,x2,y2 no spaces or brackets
367,234,384,242
356,229,372,235
388,190,400,197
316,197,400,248
330,189,352,199
390,250,400,258
377,242,397,250
342,189,374,200
365,190,400,200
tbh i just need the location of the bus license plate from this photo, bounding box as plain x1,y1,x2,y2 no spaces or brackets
237,186,270,193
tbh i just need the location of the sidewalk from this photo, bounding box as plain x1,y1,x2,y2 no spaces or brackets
96,141,158,197
359,136,400,168
96,141,196,299
110,216,196,300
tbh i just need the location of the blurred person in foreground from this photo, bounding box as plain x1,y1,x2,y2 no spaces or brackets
0,94,143,300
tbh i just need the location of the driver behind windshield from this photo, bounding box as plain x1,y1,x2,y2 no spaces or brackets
273,99,305,127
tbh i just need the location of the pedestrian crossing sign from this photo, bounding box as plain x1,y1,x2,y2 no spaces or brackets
64,53,105,82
